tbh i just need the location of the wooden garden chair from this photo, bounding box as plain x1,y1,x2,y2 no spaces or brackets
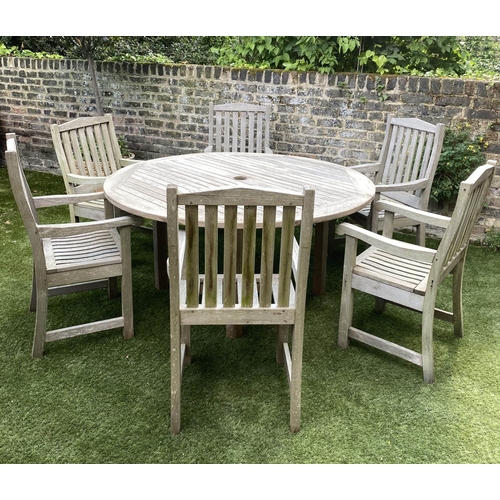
5,133,143,358
167,185,315,433
50,114,140,222
204,102,273,153
348,115,445,245
336,161,496,383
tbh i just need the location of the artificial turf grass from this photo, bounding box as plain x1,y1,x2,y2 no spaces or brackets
1,168,500,463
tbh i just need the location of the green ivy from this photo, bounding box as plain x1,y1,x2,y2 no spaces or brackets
0,43,63,59
431,124,488,204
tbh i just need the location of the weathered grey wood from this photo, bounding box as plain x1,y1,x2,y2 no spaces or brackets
348,327,423,366
338,234,357,350
166,184,182,435
241,205,257,307
205,102,272,154
336,161,496,383
103,152,375,294
5,133,142,358
348,115,445,246
204,205,218,308
278,206,295,307
46,317,125,342
260,206,277,308
167,184,315,434
276,325,290,366
51,113,141,222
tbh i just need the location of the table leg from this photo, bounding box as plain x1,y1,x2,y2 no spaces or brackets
312,221,329,296
153,221,169,290
328,219,337,258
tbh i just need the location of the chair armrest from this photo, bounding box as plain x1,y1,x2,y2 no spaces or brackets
349,162,380,174
120,159,143,167
374,178,429,193
66,173,106,186
336,222,436,263
33,192,105,209
374,199,451,229
37,215,144,238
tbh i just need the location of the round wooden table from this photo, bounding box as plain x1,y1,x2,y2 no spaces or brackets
104,152,375,294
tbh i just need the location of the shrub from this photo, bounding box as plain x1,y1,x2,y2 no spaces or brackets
0,42,63,59
484,229,500,250
431,124,488,204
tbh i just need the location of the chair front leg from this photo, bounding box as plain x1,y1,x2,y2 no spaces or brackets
421,293,437,384
170,318,182,435
30,265,37,312
120,226,134,339
338,235,357,349
452,258,466,338
32,287,48,358
290,324,303,433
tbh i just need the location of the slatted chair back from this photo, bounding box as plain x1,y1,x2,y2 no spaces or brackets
433,162,496,284
347,115,445,245
50,114,135,221
204,102,272,153
167,185,315,434
376,115,445,210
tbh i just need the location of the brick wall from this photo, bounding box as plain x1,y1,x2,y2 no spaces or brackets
1,56,499,236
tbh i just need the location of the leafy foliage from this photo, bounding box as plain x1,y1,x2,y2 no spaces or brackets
0,36,225,65
431,124,488,203
215,36,361,73
214,36,468,76
484,228,500,250
3,36,499,79
0,42,63,59
359,36,466,75
460,36,500,78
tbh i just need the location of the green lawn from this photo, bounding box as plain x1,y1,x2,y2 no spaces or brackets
1,167,500,469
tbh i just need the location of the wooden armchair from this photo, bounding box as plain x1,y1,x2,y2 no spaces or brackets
167,185,315,433
204,102,272,153
349,115,445,245
5,133,143,358
336,161,496,383
50,114,140,222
